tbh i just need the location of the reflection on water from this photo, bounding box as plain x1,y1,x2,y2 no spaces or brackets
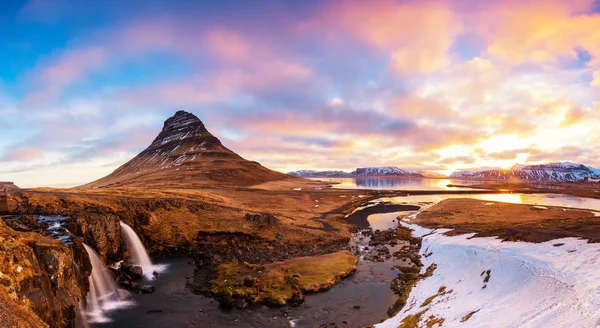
387,193,600,211
476,193,524,204
368,211,416,231
312,177,484,191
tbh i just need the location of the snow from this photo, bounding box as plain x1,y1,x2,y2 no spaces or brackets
288,166,422,177
450,162,596,182
377,225,600,328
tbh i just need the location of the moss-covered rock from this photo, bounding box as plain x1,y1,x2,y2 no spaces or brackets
211,250,358,307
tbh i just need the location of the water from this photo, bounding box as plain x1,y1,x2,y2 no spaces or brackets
311,177,485,191
367,211,416,231
385,193,600,212
120,221,166,279
83,244,134,323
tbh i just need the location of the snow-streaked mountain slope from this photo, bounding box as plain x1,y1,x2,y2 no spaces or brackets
82,110,292,188
450,162,597,182
288,166,424,178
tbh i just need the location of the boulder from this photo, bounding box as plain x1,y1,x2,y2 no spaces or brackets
126,265,144,280
244,213,278,225
138,284,155,293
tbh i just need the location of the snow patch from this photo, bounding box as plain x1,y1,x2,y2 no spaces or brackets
378,226,600,328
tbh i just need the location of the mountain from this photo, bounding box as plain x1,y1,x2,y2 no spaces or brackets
83,110,293,189
289,166,424,178
450,162,598,182
0,182,20,192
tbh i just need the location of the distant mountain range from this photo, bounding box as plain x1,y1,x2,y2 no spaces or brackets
82,111,293,188
290,162,600,182
450,162,600,182
289,166,425,178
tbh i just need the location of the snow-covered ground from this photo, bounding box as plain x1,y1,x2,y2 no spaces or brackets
377,224,600,327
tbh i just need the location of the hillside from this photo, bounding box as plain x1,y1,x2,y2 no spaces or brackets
82,110,295,189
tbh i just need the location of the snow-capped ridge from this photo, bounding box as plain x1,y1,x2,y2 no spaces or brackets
450,162,598,182
288,166,424,178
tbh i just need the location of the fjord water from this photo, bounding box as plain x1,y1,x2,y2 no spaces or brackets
387,193,600,212
313,177,484,190
83,244,132,323
119,222,155,279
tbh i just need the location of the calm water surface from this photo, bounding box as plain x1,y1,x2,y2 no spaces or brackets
386,193,600,211
311,177,484,191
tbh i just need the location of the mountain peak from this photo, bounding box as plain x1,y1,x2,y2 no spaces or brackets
149,110,213,150
81,110,292,188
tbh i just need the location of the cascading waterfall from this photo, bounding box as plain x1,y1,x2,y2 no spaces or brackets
119,221,158,279
83,244,133,323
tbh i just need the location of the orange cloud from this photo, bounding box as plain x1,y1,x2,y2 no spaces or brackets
478,0,600,64
307,0,462,74
592,71,600,87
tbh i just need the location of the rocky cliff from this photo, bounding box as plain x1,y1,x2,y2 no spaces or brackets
0,220,90,327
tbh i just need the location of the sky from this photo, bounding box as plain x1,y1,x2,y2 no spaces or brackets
1,0,600,188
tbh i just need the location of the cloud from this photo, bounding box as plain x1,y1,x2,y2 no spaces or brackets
477,0,600,65
4,0,600,186
1,147,44,161
24,47,108,104
305,0,462,74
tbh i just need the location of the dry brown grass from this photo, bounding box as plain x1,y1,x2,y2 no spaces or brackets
415,198,600,242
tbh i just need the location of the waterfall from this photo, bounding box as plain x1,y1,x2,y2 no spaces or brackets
119,221,155,279
83,244,133,323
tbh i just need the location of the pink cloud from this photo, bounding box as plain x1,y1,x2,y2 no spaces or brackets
3,147,44,161
204,29,250,62
305,0,462,74
24,47,108,105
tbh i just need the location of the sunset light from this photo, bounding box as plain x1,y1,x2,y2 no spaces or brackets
2,2,600,328
0,0,599,188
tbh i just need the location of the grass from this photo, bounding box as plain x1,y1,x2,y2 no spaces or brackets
399,309,427,328
460,310,480,322
425,315,445,328
482,269,492,283
211,250,358,306
421,286,447,307
414,198,600,243
422,263,437,278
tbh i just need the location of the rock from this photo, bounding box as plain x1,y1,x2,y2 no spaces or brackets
117,288,133,300
243,276,259,287
235,296,249,309
244,213,278,225
353,305,361,310
127,265,144,279
68,213,123,262
146,309,163,313
138,284,155,293
0,220,90,327
115,272,133,287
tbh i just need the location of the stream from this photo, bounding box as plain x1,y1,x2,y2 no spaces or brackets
4,192,599,327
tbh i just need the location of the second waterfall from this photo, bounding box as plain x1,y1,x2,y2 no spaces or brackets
120,221,164,279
